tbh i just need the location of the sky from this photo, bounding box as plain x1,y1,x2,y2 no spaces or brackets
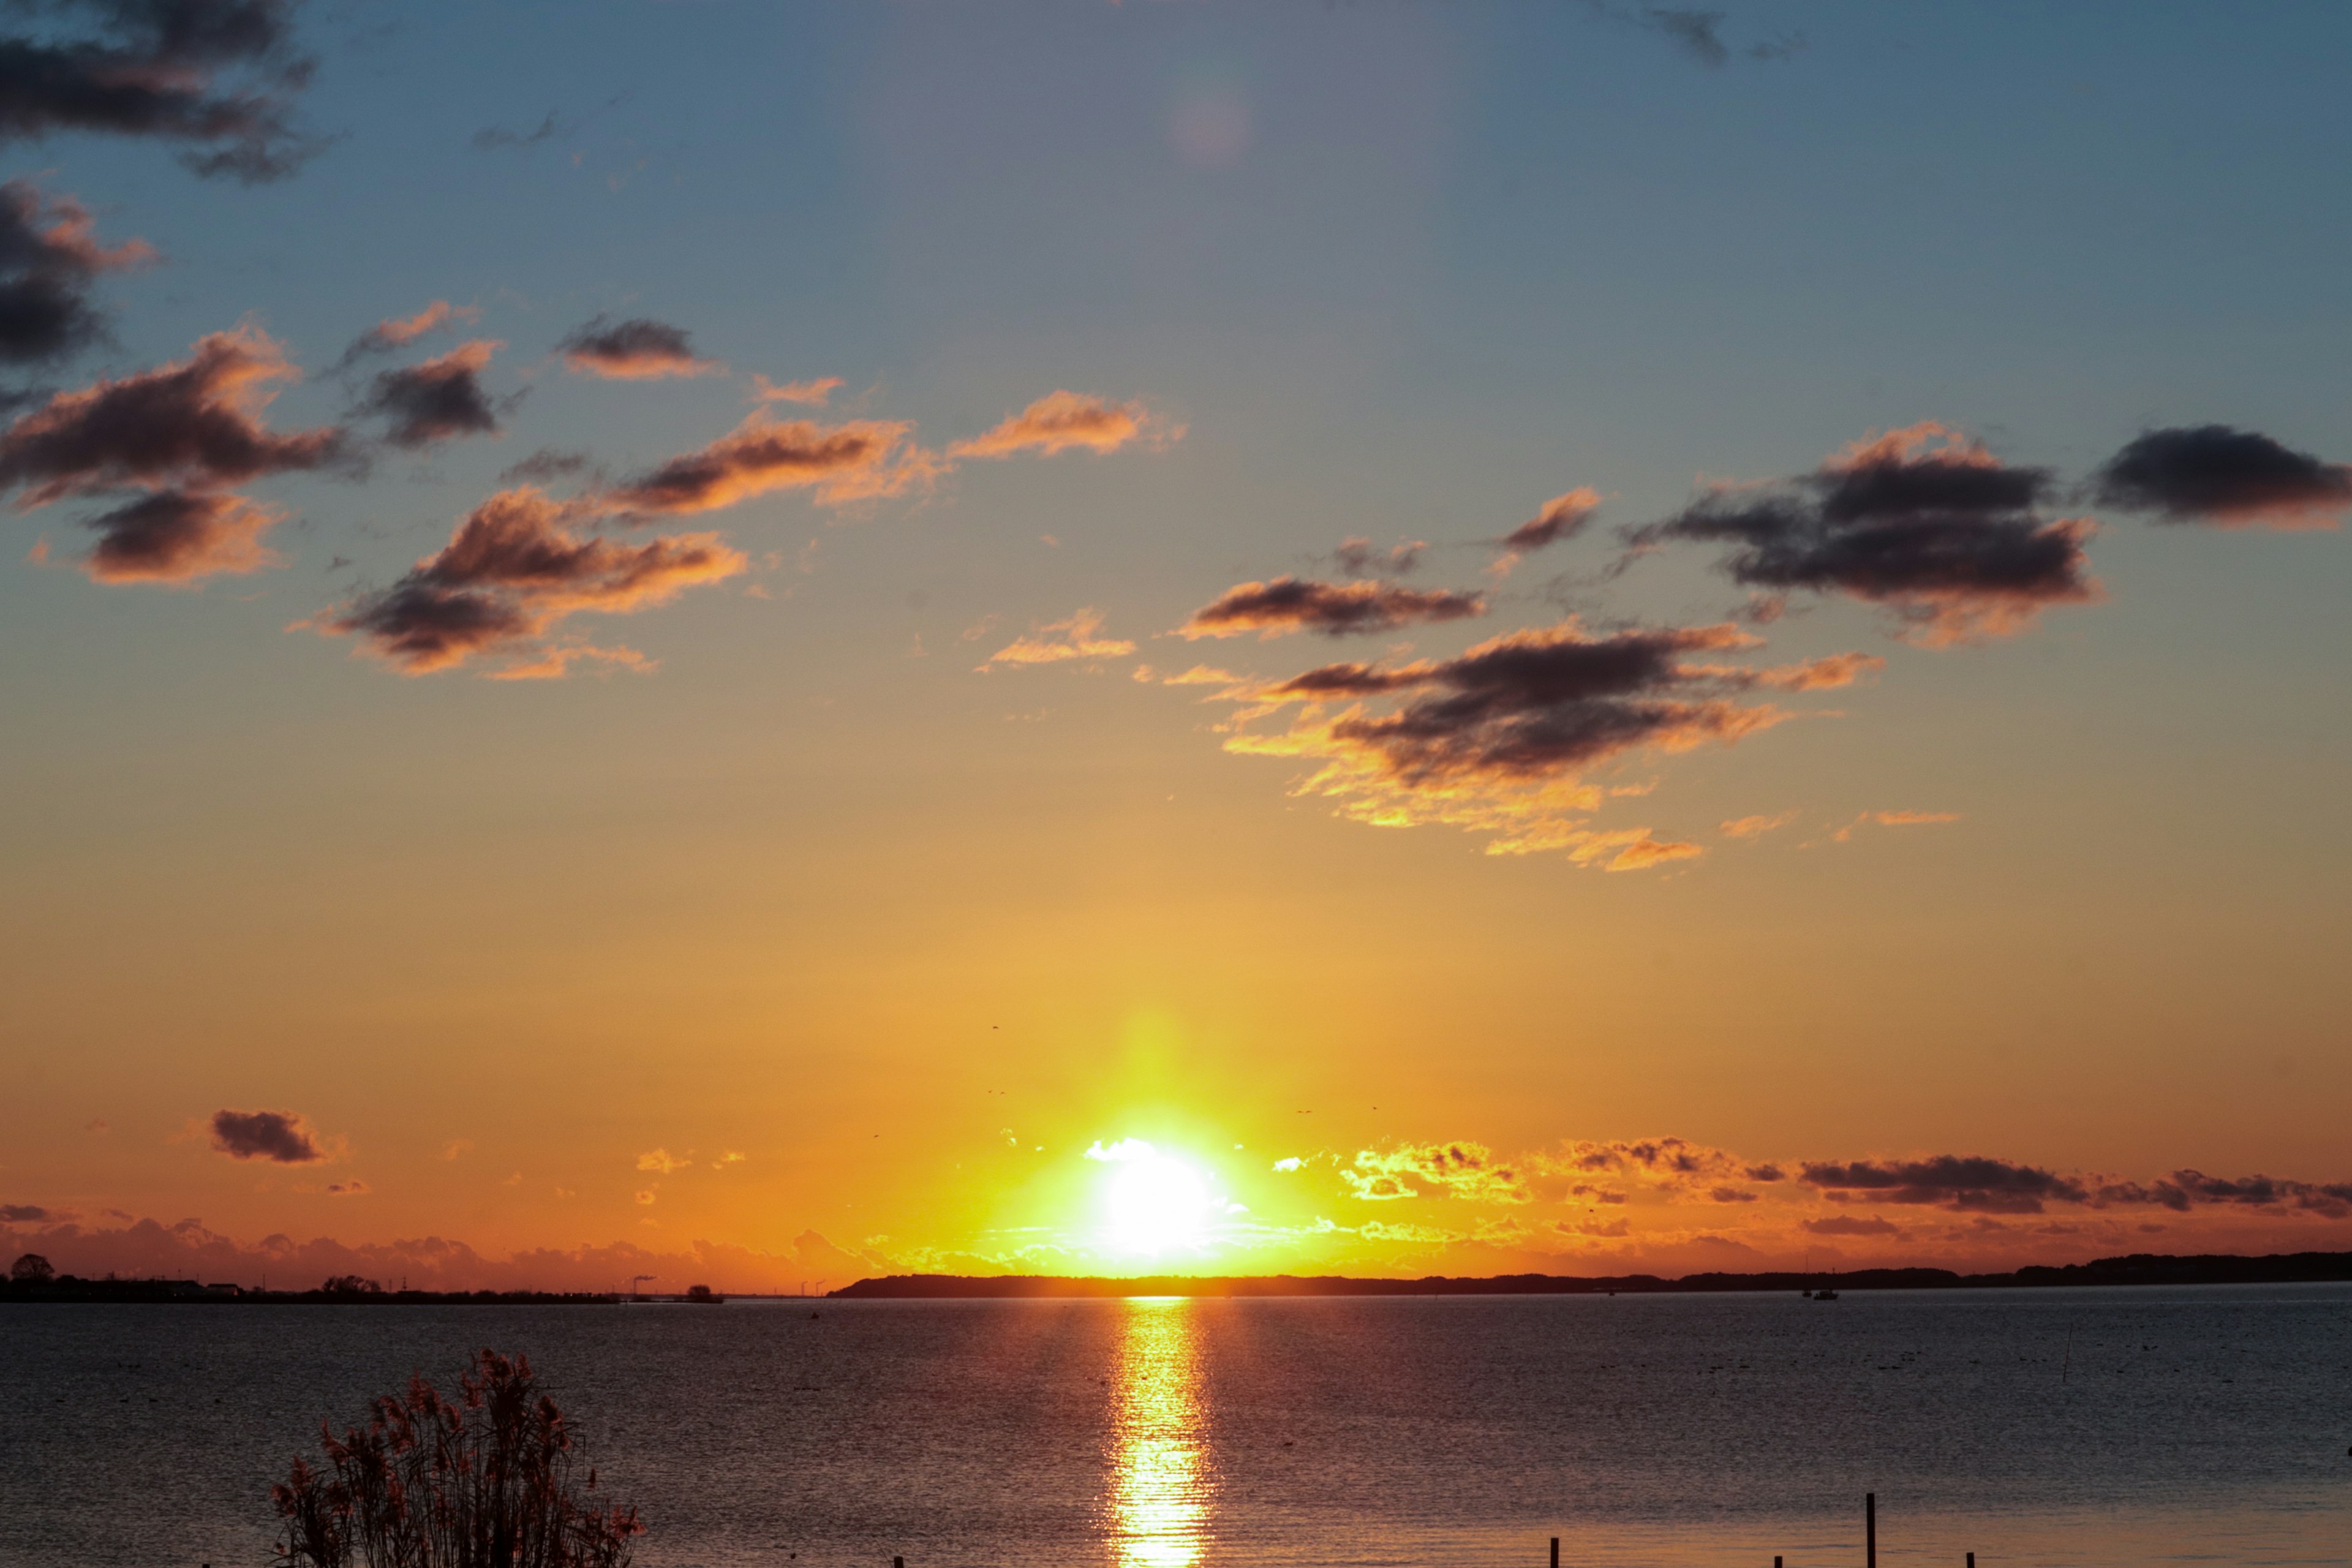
2,0,2348,1292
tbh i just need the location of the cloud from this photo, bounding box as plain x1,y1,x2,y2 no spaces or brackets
470,111,562,153
210,1108,325,1164
1333,537,1425,578
2090,1169,2352,1219
0,179,153,366
0,0,322,182
0,326,350,507
1494,489,1600,575
358,339,506,449
1803,1214,1904,1237
499,448,590,485
1800,1155,2087,1215
323,1180,368,1196
636,1148,687,1174
751,374,843,407
556,315,725,380
1182,577,1487,641
948,390,1161,459
979,606,1136,670
310,486,745,676
1345,1142,1531,1204
1221,619,1868,864
2094,425,2352,530
80,486,281,582
1830,809,1961,843
1721,811,1796,840
605,412,922,514
1632,423,2099,644
1,1203,51,1222
334,300,480,367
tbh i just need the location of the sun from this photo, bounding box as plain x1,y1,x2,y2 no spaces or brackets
1094,1139,1215,1255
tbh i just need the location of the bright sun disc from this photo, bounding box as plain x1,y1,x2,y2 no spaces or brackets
1101,1144,1214,1254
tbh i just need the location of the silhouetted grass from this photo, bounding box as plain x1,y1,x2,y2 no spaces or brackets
271,1348,642,1568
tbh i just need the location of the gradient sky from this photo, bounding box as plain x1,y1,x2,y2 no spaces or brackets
3,0,2349,1291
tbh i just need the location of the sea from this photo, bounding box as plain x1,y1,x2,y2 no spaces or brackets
3,1284,2349,1567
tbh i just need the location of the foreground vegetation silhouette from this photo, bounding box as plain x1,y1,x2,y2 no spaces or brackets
271,1349,642,1568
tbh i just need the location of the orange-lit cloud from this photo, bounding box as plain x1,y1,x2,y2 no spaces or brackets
1721,810,1797,839
1491,487,1602,578
1830,809,1960,843
979,607,1136,670
1345,1142,1530,1204
556,315,726,380
311,486,745,676
752,374,844,406
605,412,924,514
949,390,1164,459
0,326,351,507
1181,576,1487,640
80,487,283,583
1633,421,2100,645
2095,424,2352,530
336,299,481,365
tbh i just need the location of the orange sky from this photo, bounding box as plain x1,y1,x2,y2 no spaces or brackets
4,2,2351,1291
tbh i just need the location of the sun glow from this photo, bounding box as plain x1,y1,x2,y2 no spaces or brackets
1090,1139,1216,1255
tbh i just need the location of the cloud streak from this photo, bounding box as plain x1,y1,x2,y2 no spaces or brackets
979,607,1136,670
1180,576,1487,640
949,390,1163,459
605,413,923,514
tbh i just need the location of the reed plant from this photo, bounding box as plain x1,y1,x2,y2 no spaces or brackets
271,1349,643,1568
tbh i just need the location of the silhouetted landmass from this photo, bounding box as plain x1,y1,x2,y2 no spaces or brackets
0,1276,615,1305
831,1250,2352,1299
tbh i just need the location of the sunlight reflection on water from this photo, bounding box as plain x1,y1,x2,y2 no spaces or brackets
1110,1297,1212,1568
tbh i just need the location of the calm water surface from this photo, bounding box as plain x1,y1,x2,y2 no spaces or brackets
4,1285,2350,1566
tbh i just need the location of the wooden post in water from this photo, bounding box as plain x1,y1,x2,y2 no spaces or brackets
1549,1538,1559,1568
1865,1493,1876,1568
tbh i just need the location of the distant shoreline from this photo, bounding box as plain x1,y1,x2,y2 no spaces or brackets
14,1248,2352,1304
832,1249,2352,1298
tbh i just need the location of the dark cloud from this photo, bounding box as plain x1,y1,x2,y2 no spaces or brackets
499,447,590,485
2092,1169,2352,1218
1800,1155,2087,1215
0,326,352,507
358,340,505,449
470,111,560,152
80,485,279,581
1182,576,1487,640
556,315,722,380
1333,536,1423,578
2094,425,2352,530
605,413,921,514
1632,423,2097,644
0,179,152,366
210,1107,323,1163
1643,7,1728,66
1224,619,1871,865
0,0,321,182
1708,1186,1757,1203
1745,1163,1785,1182
1,1202,50,1222
314,486,745,676
1802,1214,1903,1237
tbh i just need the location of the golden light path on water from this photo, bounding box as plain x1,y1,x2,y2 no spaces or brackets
1109,1296,1212,1568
